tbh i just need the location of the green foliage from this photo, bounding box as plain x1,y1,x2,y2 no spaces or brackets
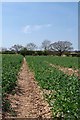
29,56,79,69
2,54,23,112
0,54,2,112
44,56,79,69
26,56,79,119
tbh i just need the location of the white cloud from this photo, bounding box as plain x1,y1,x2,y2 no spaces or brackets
23,25,31,33
22,24,52,33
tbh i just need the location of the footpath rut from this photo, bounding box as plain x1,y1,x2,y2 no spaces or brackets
6,58,52,118
49,63,79,77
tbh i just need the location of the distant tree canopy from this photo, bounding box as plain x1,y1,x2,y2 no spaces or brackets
1,47,7,52
10,44,23,53
26,43,37,51
49,41,73,56
1,40,77,56
41,40,51,51
20,47,27,56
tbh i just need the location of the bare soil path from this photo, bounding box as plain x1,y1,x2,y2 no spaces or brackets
6,58,52,119
49,63,79,77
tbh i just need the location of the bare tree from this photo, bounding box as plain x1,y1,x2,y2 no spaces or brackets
49,41,73,56
41,40,51,51
1,47,7,52
10,44,23,53
26,43,37,51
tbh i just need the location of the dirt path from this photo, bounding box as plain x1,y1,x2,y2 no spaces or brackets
6,58,52,119
49,63,79,77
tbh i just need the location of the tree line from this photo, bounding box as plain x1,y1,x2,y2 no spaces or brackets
1,40,80,56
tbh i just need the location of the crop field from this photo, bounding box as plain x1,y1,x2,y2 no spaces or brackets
2,54,79,119
2,54,23,112
45,56,79,69
0,54,2,113
26,56,79,119
27,56,79,69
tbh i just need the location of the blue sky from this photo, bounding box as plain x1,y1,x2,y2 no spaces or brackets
2,2,78,50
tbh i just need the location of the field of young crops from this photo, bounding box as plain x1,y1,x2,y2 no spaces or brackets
0,54,2,113
26,56,79,119
28,56,79,69
2,54,23,112
45,56,79,69
2,54,79,119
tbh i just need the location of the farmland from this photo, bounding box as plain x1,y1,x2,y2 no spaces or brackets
2,54,23,112
2,54,79,119
26,56,79,119
27,56,79,69
0,54,2,115
45,56,79,69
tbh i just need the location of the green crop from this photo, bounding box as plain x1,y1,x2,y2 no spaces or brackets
26,56,79,119
0,54,2,113
45,56,79,69
28,56,79,69
2,54,23,112
2,54,79,118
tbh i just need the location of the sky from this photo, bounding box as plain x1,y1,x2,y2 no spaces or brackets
2,2,78,50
